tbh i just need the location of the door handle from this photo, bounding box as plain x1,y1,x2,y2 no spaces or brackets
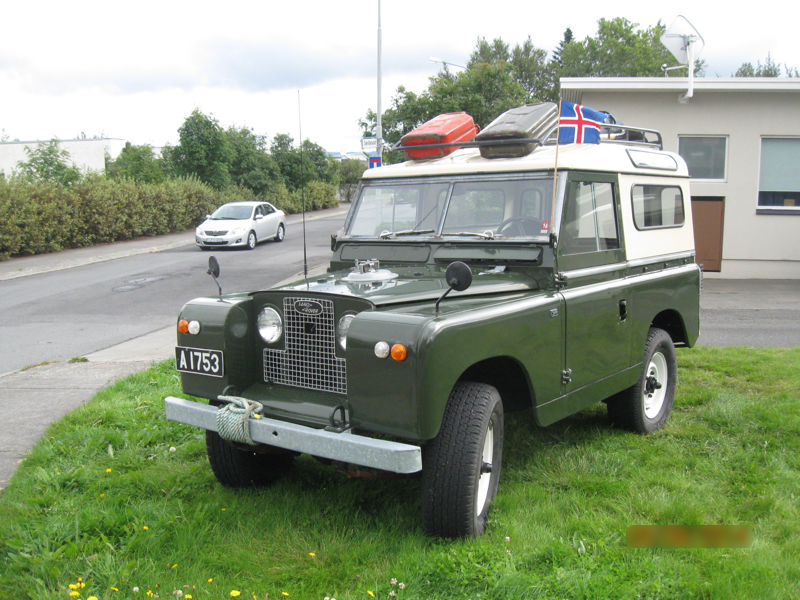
619,299,628,321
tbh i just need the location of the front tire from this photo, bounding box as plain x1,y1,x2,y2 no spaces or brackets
274,223,285,242
246,231,257,250
206,430,294,487
421,382,504,538
607,327,677,433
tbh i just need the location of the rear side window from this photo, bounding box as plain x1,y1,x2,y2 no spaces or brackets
631,185,685,230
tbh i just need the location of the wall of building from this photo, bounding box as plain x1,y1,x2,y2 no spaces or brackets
570,87,800,279
0,138,127,178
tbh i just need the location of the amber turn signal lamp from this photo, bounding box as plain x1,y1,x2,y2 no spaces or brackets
178,319,189,334
391,343,407,361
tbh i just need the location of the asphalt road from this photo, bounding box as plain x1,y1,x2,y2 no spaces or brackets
0,209,348,376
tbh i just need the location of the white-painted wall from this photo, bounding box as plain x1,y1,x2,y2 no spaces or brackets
561,78,800,279
0,138,127,178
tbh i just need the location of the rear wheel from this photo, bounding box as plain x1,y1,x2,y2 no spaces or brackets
206,430,294,487
275,223,285,242
607,327,677,433
421,382,504,538
246,231,257,250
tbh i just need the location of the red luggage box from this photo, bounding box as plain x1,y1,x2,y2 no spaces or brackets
400,112,479,159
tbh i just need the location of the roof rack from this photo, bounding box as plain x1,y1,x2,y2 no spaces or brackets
388,123,663,157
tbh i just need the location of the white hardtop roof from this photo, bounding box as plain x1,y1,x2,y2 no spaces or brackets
364,143,689,180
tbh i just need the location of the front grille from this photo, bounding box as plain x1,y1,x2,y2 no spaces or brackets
203,230,228,236
263,297,347,394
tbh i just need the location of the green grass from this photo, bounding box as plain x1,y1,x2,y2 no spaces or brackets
1,347,799,600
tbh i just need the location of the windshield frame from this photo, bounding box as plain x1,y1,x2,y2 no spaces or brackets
344,172,565,242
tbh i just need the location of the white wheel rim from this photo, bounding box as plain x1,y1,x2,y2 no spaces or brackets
476,421,493,516
643,351,668,419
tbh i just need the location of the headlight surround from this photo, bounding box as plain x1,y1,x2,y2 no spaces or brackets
230,227,244,236
257,307,283,343
337,313,356,349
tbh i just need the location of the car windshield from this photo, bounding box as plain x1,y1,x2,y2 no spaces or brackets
347,175,557,240
210,205,254,220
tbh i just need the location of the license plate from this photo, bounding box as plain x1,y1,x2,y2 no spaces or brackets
206,237,223,243
176,346,224,377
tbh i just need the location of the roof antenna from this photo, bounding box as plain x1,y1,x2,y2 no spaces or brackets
298,90,309,289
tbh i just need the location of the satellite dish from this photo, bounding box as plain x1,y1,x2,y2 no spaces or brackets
660,16,704,103
661,16,704,65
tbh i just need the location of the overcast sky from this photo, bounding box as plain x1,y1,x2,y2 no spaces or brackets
2,0,797,154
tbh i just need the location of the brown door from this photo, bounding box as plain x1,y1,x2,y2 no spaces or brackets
691,197,725,272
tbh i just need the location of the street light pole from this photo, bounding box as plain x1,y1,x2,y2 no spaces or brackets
376,0,383,159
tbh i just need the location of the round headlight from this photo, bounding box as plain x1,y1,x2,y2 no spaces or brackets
337,313,355,349
258,307,282,343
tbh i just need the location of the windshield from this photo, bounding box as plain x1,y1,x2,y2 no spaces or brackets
347,176,556,239
210,205,254,220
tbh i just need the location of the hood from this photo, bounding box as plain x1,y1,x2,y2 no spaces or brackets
273,265,540,306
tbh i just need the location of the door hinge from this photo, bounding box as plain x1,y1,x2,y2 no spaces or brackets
562,368,573,385
554,272,568,289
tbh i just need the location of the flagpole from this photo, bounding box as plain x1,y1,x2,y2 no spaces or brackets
550,100,562,240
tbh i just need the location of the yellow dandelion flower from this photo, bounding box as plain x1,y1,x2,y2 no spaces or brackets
368,591,375,597
79,583,86,588
172,564,178,569
78,578,83,583
186,596,193,600
111,587,119,591
208,578,214,583
88,596,99,600
69,593,79,598
221,508,226,512
230,591,241,597
106,468,112,473
309,552,316,557
100,493,105,498
143,526,149,531
281,593,289,598
69,584,78,590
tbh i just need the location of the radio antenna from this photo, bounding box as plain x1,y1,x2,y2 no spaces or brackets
298,90,309,289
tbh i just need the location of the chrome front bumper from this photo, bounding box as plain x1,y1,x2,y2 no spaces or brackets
164,396,422,474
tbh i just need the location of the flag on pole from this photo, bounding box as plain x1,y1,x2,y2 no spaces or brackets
558,101,607,144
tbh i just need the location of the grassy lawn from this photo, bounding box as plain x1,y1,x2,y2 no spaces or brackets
1,347,798,600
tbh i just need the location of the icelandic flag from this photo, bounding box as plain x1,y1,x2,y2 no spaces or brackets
558,101,607,144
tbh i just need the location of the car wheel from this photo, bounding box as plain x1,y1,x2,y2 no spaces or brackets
421,381,504,538
275,223,285,242
206,430,294,487
606,327,676,433
246,231,257,250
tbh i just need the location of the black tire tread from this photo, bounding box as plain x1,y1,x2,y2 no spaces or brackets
206,430,293,487
421,381,503,538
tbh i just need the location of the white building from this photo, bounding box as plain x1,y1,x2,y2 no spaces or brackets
561,77,800,279
0,138,127,178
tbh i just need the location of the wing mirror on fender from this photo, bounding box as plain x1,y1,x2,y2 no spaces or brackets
207,256,222,298
435,261,472,314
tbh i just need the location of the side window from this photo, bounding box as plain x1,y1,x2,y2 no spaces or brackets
631,185,685,229
561,181,619,255
255,205,264,217
263,204,275,215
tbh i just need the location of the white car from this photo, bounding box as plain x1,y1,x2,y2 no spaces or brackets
195,201,286,250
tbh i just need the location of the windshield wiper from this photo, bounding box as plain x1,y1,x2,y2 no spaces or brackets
379,229,435,239
441,231,495,239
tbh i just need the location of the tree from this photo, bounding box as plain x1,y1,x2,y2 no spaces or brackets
164,109,233,190
224,126,282,196
15,140,82,186
733,53,797,77
559,18,684,78
106,142,166,184
270,134,338,191
551,28,574,65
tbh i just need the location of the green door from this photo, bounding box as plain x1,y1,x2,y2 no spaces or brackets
556,173,630,402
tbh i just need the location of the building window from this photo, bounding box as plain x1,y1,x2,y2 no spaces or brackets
759,138,800,210
678,136,727,180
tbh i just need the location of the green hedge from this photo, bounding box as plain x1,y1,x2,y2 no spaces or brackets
0,176,339,260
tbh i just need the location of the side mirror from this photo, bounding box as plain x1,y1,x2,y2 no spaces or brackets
435,261,472,314
207,256,222,297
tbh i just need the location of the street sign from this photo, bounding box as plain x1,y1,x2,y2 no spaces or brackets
361,137,377,151
369,156,382,169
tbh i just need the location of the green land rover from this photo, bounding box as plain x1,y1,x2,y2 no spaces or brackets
165,106,700,538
